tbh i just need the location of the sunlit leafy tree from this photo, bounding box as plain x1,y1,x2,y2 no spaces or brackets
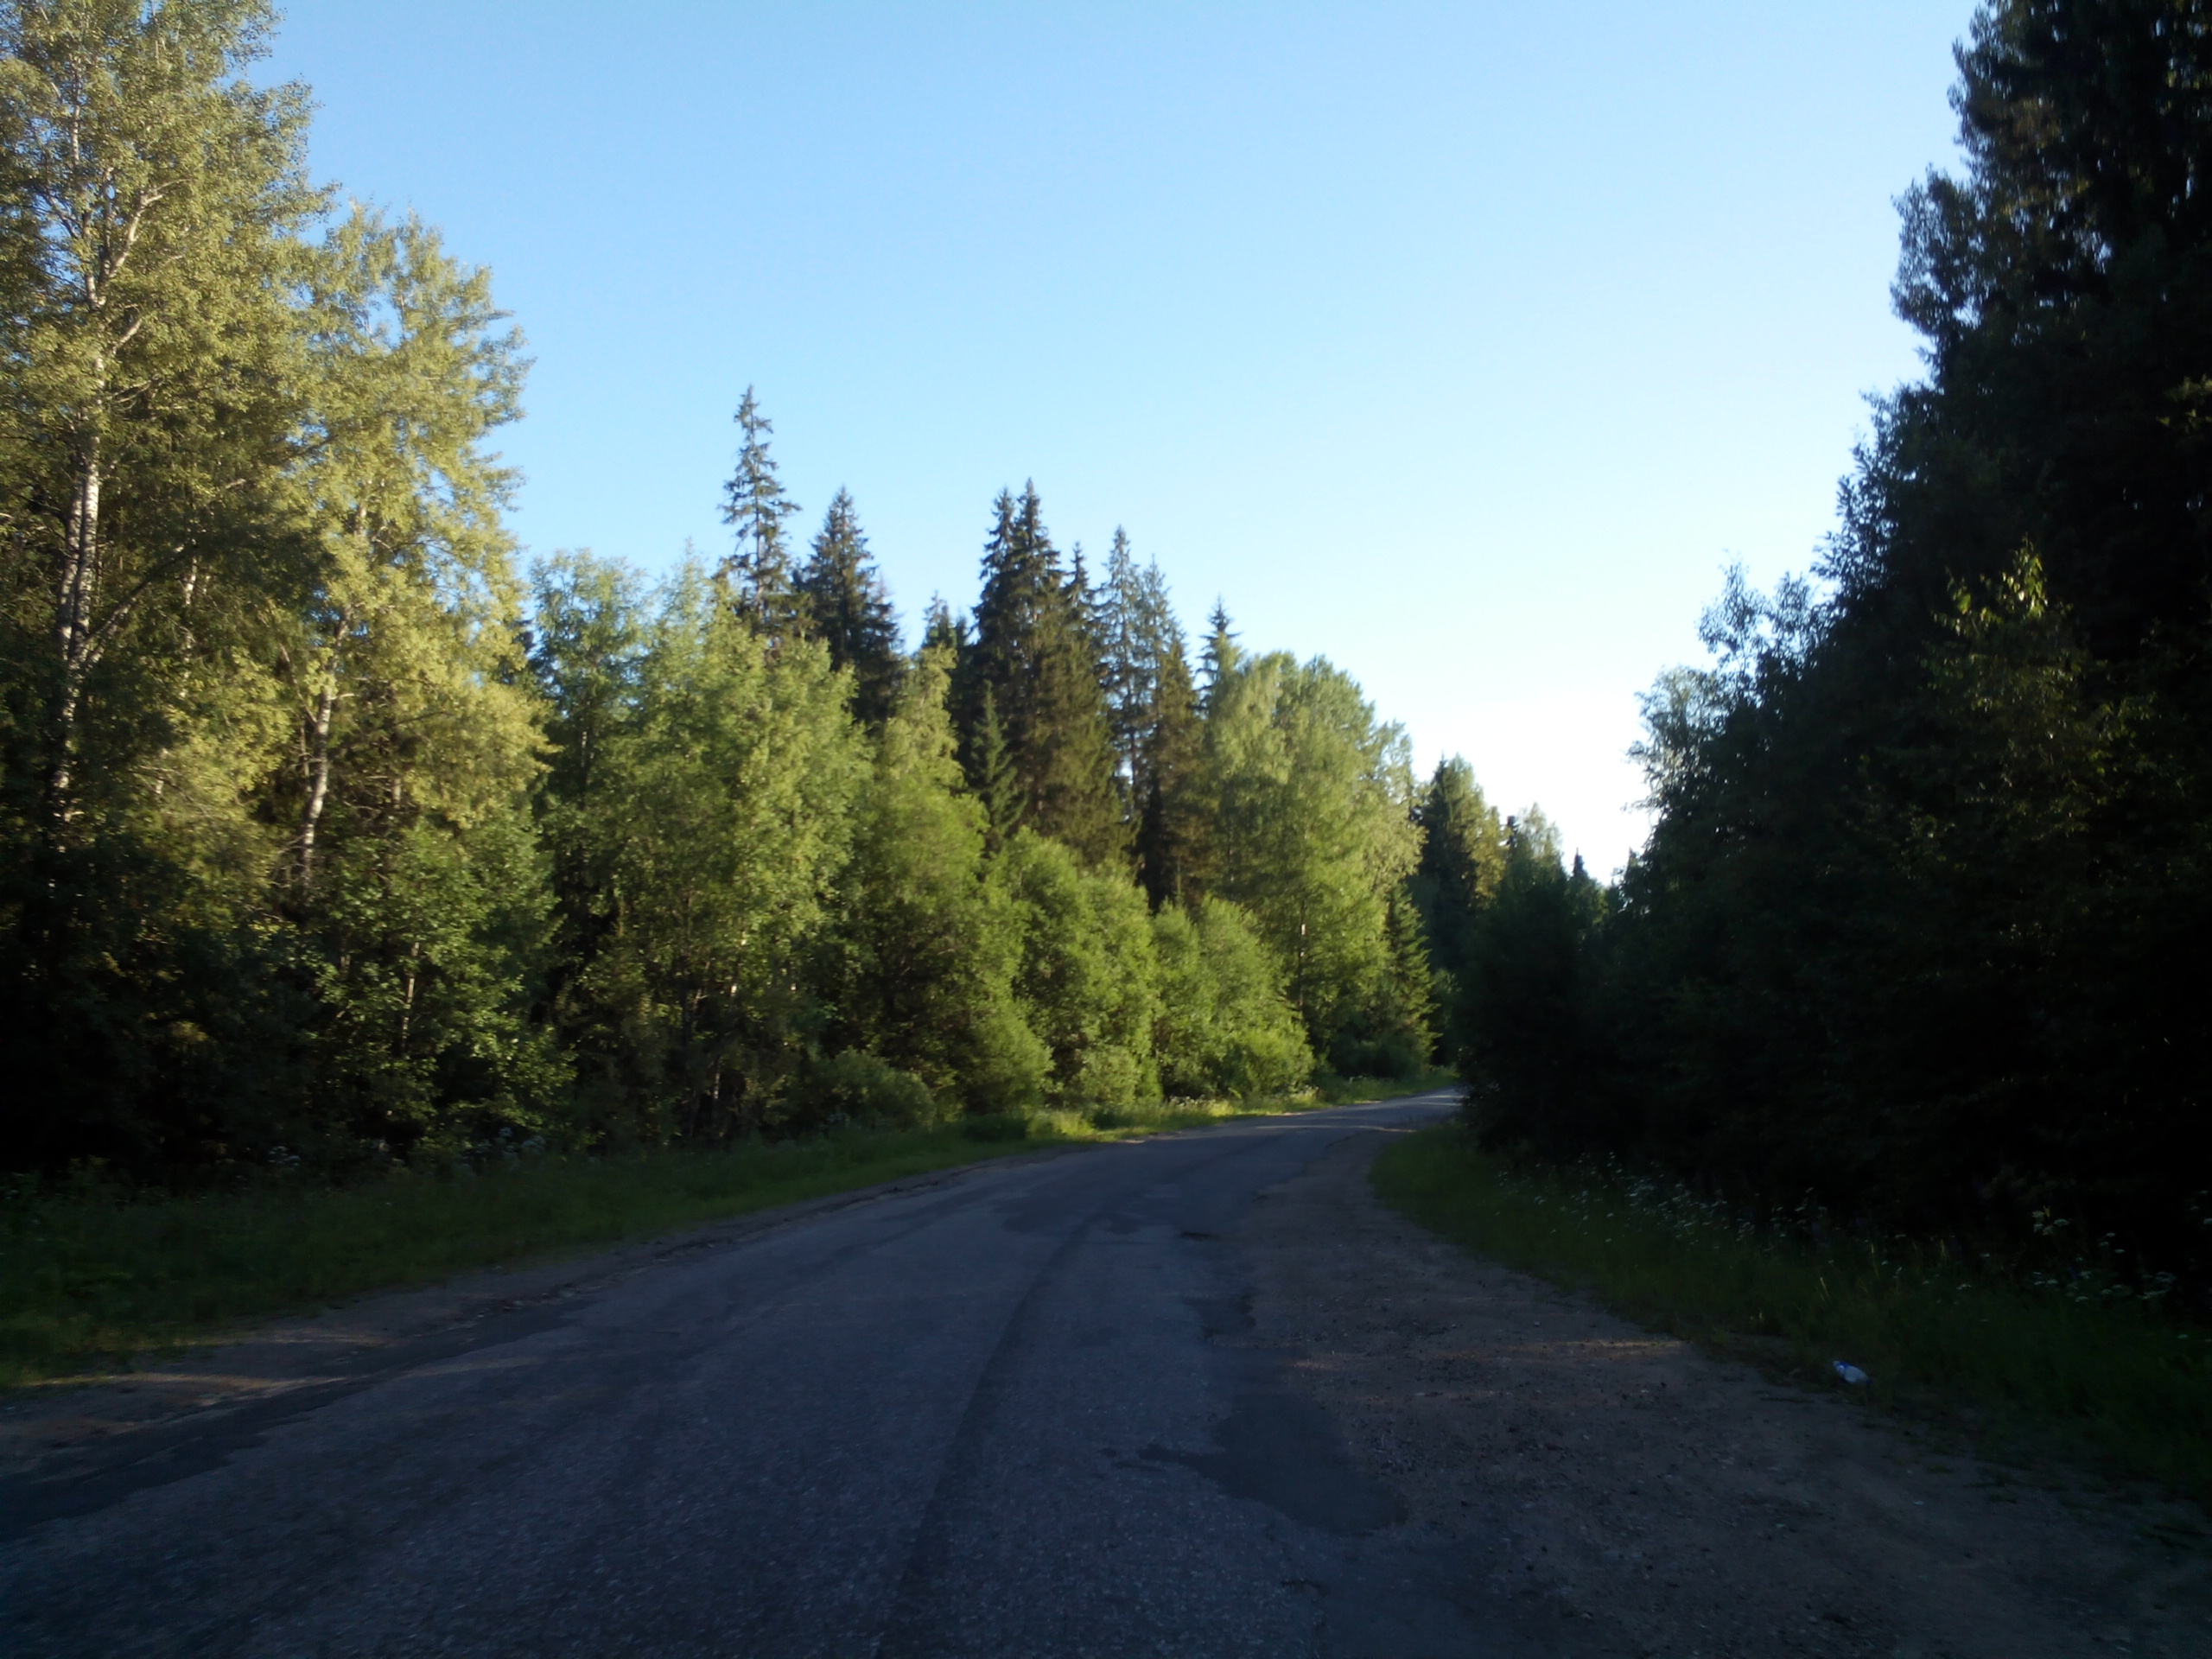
279,210,561,1161
569,563,864,1139
0,0,322,1166
1151,896,1311,1098
1198,649,1427,1065
990,828,1160,1109
826,647,1047,1113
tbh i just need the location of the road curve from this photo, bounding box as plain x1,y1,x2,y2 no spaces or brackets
3,1093,1533,1658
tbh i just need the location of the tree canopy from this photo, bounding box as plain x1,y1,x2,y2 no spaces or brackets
0,0,1454,1179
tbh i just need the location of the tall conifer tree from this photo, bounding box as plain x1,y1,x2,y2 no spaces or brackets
719,386,802,642
1200,601,1241,709
1137,631,1205,907
794,487,902,726
958,483,1125,866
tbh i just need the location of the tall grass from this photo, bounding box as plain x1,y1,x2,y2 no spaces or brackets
2,1079,1449,1390
1372,1123,2212,1507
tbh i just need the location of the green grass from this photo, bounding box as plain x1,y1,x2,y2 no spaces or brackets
1,1080,1441,1391
1313,1067,1459,1106
1372,1122,2212,1508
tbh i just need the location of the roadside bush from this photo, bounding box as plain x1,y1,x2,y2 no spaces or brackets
1152,897,1313,1098
993,831,1161,1109
784,1051,943,1131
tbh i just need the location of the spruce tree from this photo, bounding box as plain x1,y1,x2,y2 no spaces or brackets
920,595,969,659
1408,756,1506,1058
971,683,1026,853
794,487,903,726
719,386,802,642
1137,626,1205,906
1200,601,1241,709
958,483,1126,866
1100,529,1150,792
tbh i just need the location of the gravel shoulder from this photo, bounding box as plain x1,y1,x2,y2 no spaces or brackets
1240,1124,2212,1659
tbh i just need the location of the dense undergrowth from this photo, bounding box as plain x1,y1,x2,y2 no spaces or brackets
0,1073,1447,1391
1373,1123,2212,1510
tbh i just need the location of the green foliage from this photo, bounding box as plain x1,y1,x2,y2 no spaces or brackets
1197,647,1430,1065
0,3,1488,1194
1150,897,1312,1098
283,209,559,1166
0,0,321,1168
794,488,903,727
956,484,1126,868
785,1050,943,1132
1408,757,1507,1060
1376,1126,2212,1507
556,563,864,1140
1100,531,1206,907
826,648,1048,1115
720,385,804,642
991,829,1160,1109
1440,3,2212,1290
1457,815,1611,1154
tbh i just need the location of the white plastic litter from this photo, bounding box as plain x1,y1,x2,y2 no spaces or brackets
1832,1361,1870,1386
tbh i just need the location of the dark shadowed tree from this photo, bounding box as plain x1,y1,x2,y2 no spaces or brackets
956,484,1125,866
1408,757,1507,1061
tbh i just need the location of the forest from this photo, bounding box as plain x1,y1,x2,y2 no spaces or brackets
6,0,2207,1319
1457,0,2212,1289
0,0,1489,1182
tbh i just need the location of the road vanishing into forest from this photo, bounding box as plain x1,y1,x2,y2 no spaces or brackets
3,1092,1550,1659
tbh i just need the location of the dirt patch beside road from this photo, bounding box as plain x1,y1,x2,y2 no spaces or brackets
1241,1125,2212,1658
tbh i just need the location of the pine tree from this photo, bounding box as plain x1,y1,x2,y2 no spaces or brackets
719,386,802,642
793,487,903,726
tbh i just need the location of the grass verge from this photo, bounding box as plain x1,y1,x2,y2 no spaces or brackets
1,1079,1442,1391
1314,1068,1459,1106
1371,1122,2212,1508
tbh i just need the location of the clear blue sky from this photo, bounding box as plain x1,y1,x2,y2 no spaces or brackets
265,1,1974,866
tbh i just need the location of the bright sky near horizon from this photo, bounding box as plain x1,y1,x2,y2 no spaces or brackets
265,1,1975,868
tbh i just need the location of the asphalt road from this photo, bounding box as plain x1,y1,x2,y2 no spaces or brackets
2,1093,1541,1658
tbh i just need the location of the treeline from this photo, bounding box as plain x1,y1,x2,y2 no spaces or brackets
1458,0,2212,1283
0,0,1489,1179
